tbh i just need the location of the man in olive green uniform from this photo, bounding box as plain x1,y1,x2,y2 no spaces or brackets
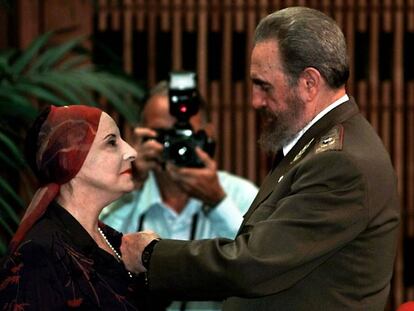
121,7,400,311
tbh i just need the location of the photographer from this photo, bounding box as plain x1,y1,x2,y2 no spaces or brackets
101,78,258,311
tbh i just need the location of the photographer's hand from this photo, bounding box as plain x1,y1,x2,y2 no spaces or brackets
133,127,164,184
166,147,226,206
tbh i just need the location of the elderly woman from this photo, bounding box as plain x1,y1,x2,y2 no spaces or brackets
0,105,141,310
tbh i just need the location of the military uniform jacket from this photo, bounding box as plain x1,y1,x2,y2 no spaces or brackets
146,98,400,311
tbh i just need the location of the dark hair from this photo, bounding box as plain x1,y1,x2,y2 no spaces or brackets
24,106,51,183
254,7,349,88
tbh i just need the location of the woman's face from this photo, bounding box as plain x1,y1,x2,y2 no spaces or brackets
74,112,137,198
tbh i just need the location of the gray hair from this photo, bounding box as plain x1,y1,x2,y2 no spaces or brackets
254,7,349,88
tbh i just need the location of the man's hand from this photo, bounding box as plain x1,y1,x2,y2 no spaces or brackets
120,230,160,274
133,127,164,183
166,147,226,206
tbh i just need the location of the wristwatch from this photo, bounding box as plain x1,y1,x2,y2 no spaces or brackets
141,239,160,270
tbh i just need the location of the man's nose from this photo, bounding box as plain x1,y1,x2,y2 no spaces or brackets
251,89,266,109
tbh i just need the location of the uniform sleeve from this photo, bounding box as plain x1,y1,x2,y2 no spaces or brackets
0,241,66,310
147,151,368,300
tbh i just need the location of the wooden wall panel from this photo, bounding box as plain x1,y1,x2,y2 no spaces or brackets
221,0,233,171
407,80,414,300
172,0,183,70
147,1,157,86
17,0,41,49
16,0,93,48
197,0,208,98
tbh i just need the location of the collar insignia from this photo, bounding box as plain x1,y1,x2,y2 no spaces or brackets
291,138,315,164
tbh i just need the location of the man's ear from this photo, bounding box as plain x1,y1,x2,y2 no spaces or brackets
298,67,321,101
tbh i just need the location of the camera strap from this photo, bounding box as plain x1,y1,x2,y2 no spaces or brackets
137,214,145,231
189,213,199,240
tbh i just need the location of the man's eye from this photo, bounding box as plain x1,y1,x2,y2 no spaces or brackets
253,82,271,92
261,85,271,92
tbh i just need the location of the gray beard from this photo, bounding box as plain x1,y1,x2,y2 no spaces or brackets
258,91,307,154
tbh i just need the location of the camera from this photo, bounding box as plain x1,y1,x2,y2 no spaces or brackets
154,71,215,168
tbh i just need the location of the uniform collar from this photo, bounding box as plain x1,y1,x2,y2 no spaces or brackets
283,94,349,156
240,97,359,228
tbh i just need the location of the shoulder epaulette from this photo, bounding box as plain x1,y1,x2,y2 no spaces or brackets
315,124,344,154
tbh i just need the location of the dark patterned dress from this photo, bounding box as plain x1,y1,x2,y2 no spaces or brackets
0,201,141,310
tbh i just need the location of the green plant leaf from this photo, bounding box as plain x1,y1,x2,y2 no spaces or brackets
0,88,32,107
0,236,7,256
85,76,138,124
0,101,37,121
0,217,14,236
57,55,89,70
0,219,14,236
29,73,86,105
0,176,25,209
49,70,98,106
0,131,26,168
61,81,96,106
14,82,68,106
70,71,141,124
11,31,54,76
0,49,16,61
0,148,22,170
0,196,20,225
0,49,16,74
28,36,85,74
96,72,145,100
0,85,37,120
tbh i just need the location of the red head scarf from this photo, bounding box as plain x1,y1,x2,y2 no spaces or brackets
9,105,102,253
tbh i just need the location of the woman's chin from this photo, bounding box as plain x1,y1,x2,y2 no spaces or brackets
123,181,136,193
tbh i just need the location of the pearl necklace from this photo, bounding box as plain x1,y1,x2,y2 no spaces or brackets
98,227,133,278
